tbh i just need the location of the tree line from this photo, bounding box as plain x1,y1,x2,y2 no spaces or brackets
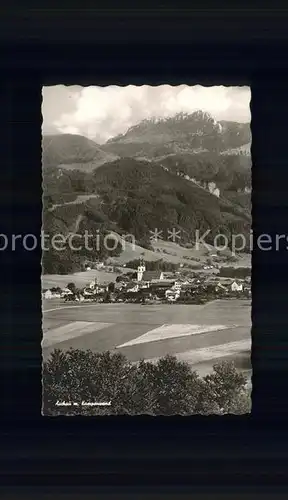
219,267,251,278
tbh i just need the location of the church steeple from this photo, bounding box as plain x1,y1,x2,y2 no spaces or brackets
137,257,146,282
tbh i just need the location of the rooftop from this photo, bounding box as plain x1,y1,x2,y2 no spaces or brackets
150,280,175,288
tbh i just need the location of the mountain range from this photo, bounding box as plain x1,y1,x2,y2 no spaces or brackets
104,112,250,152
42,111,251,274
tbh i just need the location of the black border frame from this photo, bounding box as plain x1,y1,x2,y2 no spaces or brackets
1,6,288,496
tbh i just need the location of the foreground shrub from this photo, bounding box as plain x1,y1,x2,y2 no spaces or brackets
42,349,251,416
195,362,250,415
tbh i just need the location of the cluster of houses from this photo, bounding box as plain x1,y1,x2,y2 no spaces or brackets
42,279,110,301
115,259,251,302
42,258,251,304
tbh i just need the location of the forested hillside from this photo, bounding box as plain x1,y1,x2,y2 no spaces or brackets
102,111,251,209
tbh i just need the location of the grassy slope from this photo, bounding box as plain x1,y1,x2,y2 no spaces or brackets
42,269,120,289
42,133,119,171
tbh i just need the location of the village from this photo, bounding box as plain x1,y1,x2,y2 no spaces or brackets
42,258,251,305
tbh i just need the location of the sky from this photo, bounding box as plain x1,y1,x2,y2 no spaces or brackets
42,85,251,144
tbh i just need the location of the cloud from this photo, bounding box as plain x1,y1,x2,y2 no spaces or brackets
43,85,251,144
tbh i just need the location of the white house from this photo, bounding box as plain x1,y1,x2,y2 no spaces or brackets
231,281,243,292
61,287,73,298
95,262,104,270
95,285,106,294
172,281,182,290
165,288,180,301
43,289,61,299
43,289,53,299
127,284,139,293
